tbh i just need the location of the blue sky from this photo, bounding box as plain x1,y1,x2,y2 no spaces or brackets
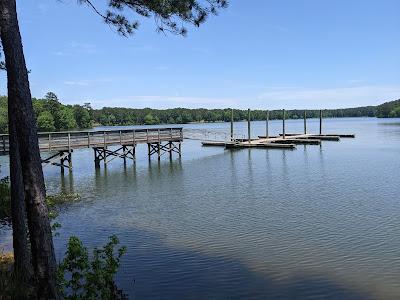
1,0,399,109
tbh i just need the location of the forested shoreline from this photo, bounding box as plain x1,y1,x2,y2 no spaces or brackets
0,93,398,134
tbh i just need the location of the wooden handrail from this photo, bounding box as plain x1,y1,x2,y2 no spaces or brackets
0,127,183,155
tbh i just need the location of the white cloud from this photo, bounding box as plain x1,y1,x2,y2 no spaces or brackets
69,42,98,55
257,85,400,109
63,78,113,86
51,51,67,56
64,81,90,86
58,85,400,110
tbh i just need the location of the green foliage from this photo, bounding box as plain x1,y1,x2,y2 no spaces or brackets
376,99,400,118
0,96,8,133
144,113,159,125
93,106,377,126
0,176,10,220
73,105,92,128
78,0,228,36
0,177,79,227
1,94,398,134
37,111,56,132
57,235,127,299
56,107,78,130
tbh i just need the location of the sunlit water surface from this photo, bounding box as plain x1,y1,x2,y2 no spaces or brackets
1,118,400,299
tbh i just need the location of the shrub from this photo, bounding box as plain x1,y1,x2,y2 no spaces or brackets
57,235,127,299
0,176,10,220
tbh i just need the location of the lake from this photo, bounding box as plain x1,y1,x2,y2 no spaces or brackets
1,117,400,299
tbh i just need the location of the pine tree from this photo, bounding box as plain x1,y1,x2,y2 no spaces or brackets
0,0,227,297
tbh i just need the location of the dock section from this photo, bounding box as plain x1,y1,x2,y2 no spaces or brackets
201,108,355,151
0,127,183,171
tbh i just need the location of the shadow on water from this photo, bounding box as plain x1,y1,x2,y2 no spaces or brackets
117,226,375,300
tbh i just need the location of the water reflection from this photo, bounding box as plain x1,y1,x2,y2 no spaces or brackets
60,171,74,194
1,118,400,299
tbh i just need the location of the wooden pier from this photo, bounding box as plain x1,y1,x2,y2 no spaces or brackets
201,108,355,150
0,127,183,171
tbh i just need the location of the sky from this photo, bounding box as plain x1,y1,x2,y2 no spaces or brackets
0,0,399,109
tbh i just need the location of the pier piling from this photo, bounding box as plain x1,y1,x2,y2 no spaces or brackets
319,110,323,135
231,108,234,141
248,108,251,143
282,109,286,139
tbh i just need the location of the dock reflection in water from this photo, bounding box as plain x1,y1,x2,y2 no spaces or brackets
1,117,400,299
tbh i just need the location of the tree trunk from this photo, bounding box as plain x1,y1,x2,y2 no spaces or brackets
0,0,58,298
9,115,34,282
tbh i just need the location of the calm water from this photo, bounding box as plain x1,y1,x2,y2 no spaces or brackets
1,117,400,299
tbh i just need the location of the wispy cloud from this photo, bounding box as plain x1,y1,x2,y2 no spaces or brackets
81,85,400,109
257,85,400,109
58,85,400,110
51,51,67,56
346,79,365,85
69,42,98,55
63,78,113,86
52,42,99,57
64,81,90,86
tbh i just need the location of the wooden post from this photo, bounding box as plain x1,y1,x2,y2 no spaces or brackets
178,142,182,157
87,132,90,148
169,141,172,159
266,110,269,139
60,152,65,174
68,133,71,152
103,131,107,165
319,109,323,135
94,148,100,168
230,108,234,141
122,145,126,164
304,110,307,134
119,130,122,144
247,108,251,143
282,109,286,139
147,143,151,157
68,152,72,169
48,133,51,151
133,129,136,145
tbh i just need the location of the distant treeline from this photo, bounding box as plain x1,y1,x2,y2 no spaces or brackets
375,99,400,118
0,93,398,134
94,105,377,126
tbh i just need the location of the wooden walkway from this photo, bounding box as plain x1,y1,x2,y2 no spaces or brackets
0,128,183,171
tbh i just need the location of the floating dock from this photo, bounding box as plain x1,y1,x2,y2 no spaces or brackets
201,108,355,151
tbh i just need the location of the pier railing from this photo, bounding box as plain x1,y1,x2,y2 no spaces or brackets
0,127,183,155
